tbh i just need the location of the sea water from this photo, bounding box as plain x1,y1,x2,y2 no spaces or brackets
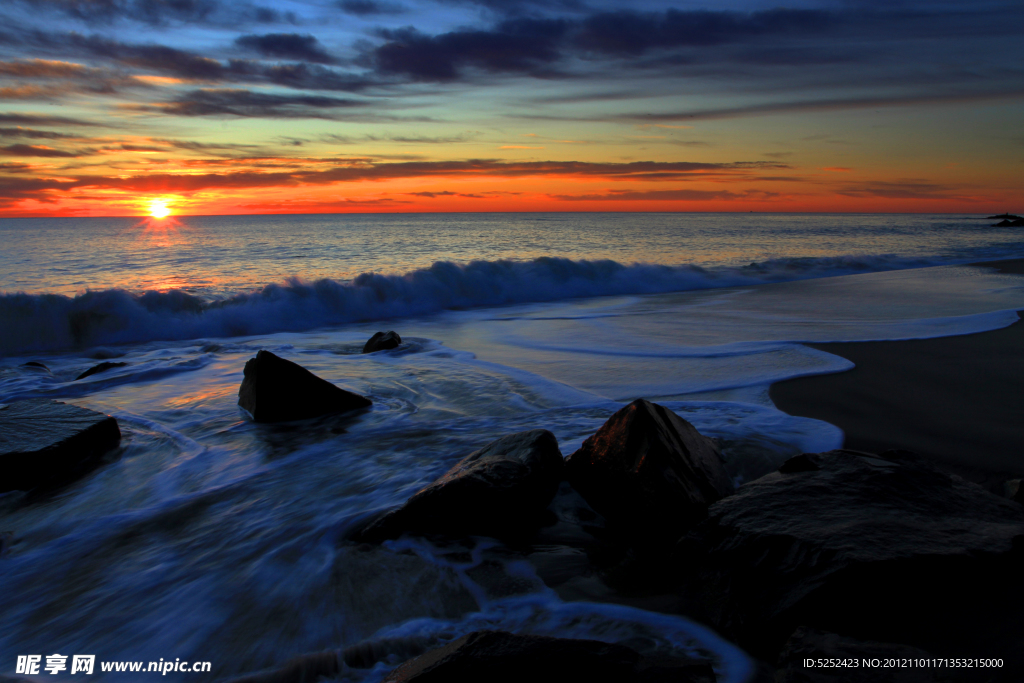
1,212,1024,681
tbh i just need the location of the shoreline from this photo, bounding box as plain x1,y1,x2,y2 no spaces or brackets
770,258,1024,489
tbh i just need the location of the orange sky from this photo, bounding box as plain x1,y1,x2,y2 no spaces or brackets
1,1,1022,217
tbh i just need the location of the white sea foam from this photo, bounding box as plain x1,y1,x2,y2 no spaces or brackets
0,254,954,354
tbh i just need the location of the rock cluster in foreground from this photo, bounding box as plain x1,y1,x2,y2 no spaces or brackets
237,350,371,422
0,398,121,492
677,449,1024,666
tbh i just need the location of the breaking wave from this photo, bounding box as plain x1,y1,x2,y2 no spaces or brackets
0,254,940,355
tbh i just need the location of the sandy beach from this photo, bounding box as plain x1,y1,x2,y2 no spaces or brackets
771,259,1024,488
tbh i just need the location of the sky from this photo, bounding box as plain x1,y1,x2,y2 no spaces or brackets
0,0,1021,216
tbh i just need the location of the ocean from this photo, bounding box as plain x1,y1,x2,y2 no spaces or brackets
2,212,1024,681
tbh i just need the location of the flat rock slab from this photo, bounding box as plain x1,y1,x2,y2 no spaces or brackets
356,429,563,542
0,399,121,492
384,630,716,683
238,350,371,423
678,449,1024,663
566,399,733,542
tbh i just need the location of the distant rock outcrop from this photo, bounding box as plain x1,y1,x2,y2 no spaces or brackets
237,350,371,423
363,331,402,353
355,429,564,542
0,399,121,491
383,631,716,683
677,449,1024,662
994,218,1024,227
565,399,733,542
75,361,127,380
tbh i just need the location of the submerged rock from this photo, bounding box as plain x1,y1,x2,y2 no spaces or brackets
677,449,1024,663
383,630,716,683
237,350,371,423
0,399,121,492
21,361,49,372
356,429,564,542
363,331,402,353
565,399,733,542
75,361,127,380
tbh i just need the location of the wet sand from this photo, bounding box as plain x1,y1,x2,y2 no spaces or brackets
770,259,1024,487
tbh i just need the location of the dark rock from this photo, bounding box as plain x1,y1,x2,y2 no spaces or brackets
1006,479,1023,504
677,449,1024,664
778,453,821,473
75,361,127,380
777,627,941,683
22,362,49,371
565,399,734,542
363,331,402,353
222,651,339,683
356,429,564,542
0,399,121,492
383,630,716,683
237,350,371,423
987,213,1021,220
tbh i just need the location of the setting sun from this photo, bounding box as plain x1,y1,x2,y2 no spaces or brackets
149,200,170,219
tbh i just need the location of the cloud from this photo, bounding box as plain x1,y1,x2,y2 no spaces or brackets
362,8,838,83
0,158,792,206
571,8,830,56
235,34,337,65
370,19,569,81
10,0,293,26
321,133,475,144
65,33,227,80
133,88,370,118
836,180,959,199
0,59,97,78
408,190,486,198
0,112,100,127
338,0,406,16
17,33,374,92
0,144,81,157
158,138,265,154
0,176,75,206
550,188,772,201
524,89,1024,123
13,0,218,24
